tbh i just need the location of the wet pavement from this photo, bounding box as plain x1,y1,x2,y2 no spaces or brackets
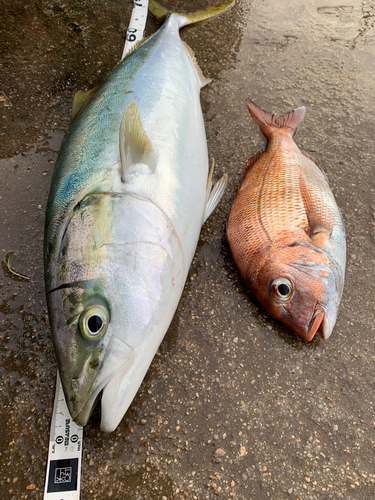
1,0,375,498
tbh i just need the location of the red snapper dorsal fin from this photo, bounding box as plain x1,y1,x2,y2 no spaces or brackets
246,100,305,139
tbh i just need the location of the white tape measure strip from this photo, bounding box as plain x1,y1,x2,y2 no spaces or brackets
122,0,149,59
43,371,83,500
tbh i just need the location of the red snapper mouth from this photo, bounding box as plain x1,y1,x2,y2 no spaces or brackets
305,305,326,341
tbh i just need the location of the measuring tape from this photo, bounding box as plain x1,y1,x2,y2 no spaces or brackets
122,0,149,59
44,3,149,498
43,372,83,500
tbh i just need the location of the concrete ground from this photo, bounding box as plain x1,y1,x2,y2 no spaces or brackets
1,0,375,498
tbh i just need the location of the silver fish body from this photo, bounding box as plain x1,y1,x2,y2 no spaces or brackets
44,2,232,432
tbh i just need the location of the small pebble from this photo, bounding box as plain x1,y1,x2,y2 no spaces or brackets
214,448,226,457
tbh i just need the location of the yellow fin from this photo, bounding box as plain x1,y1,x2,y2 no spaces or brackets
120,101,155,177
149,0,235,26
206,159,215,190
183,0,235,26
71,87,99,122
122,37,149,59
182,41,211,87
203,159,228,223
148,0,169,22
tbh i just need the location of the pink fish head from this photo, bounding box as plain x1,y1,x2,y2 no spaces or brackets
251,244,343,341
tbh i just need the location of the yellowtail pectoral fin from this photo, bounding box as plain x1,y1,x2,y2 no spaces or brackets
149,0,235,28
120,101,156,177
203,159,228,223
71,87,99,122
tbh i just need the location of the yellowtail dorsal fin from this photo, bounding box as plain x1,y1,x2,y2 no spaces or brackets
182,41,211,88
120,101,155,177
148,0,235,27
122,37,149,60
71,87,99,122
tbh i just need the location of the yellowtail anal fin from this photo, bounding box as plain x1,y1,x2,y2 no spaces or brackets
120,101,156,179
182,42,211,87
71,87,99,122
149,0,235,27
203,159,228,224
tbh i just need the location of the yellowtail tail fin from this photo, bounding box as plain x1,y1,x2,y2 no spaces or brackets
148,0,235,28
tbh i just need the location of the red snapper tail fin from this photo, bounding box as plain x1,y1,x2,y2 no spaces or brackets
246,100,305,139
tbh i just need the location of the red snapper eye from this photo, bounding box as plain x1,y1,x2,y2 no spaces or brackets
271,278,294,302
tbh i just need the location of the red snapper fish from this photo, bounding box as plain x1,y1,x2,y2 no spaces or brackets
227,101,346,341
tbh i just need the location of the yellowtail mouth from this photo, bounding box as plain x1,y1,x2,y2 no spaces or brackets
71,337,134,427
73,357,133,427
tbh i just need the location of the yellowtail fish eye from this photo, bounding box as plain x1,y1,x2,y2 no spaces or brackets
271,278,294,302
79,305,109,340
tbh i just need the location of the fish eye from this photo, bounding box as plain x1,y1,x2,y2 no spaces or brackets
271,278,294,302
278,283,290,296
79,305,109,340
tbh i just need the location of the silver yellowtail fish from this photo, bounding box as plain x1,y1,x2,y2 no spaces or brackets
44,0,234,432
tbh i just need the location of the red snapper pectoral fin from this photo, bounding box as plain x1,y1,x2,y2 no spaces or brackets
299,169,335,245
